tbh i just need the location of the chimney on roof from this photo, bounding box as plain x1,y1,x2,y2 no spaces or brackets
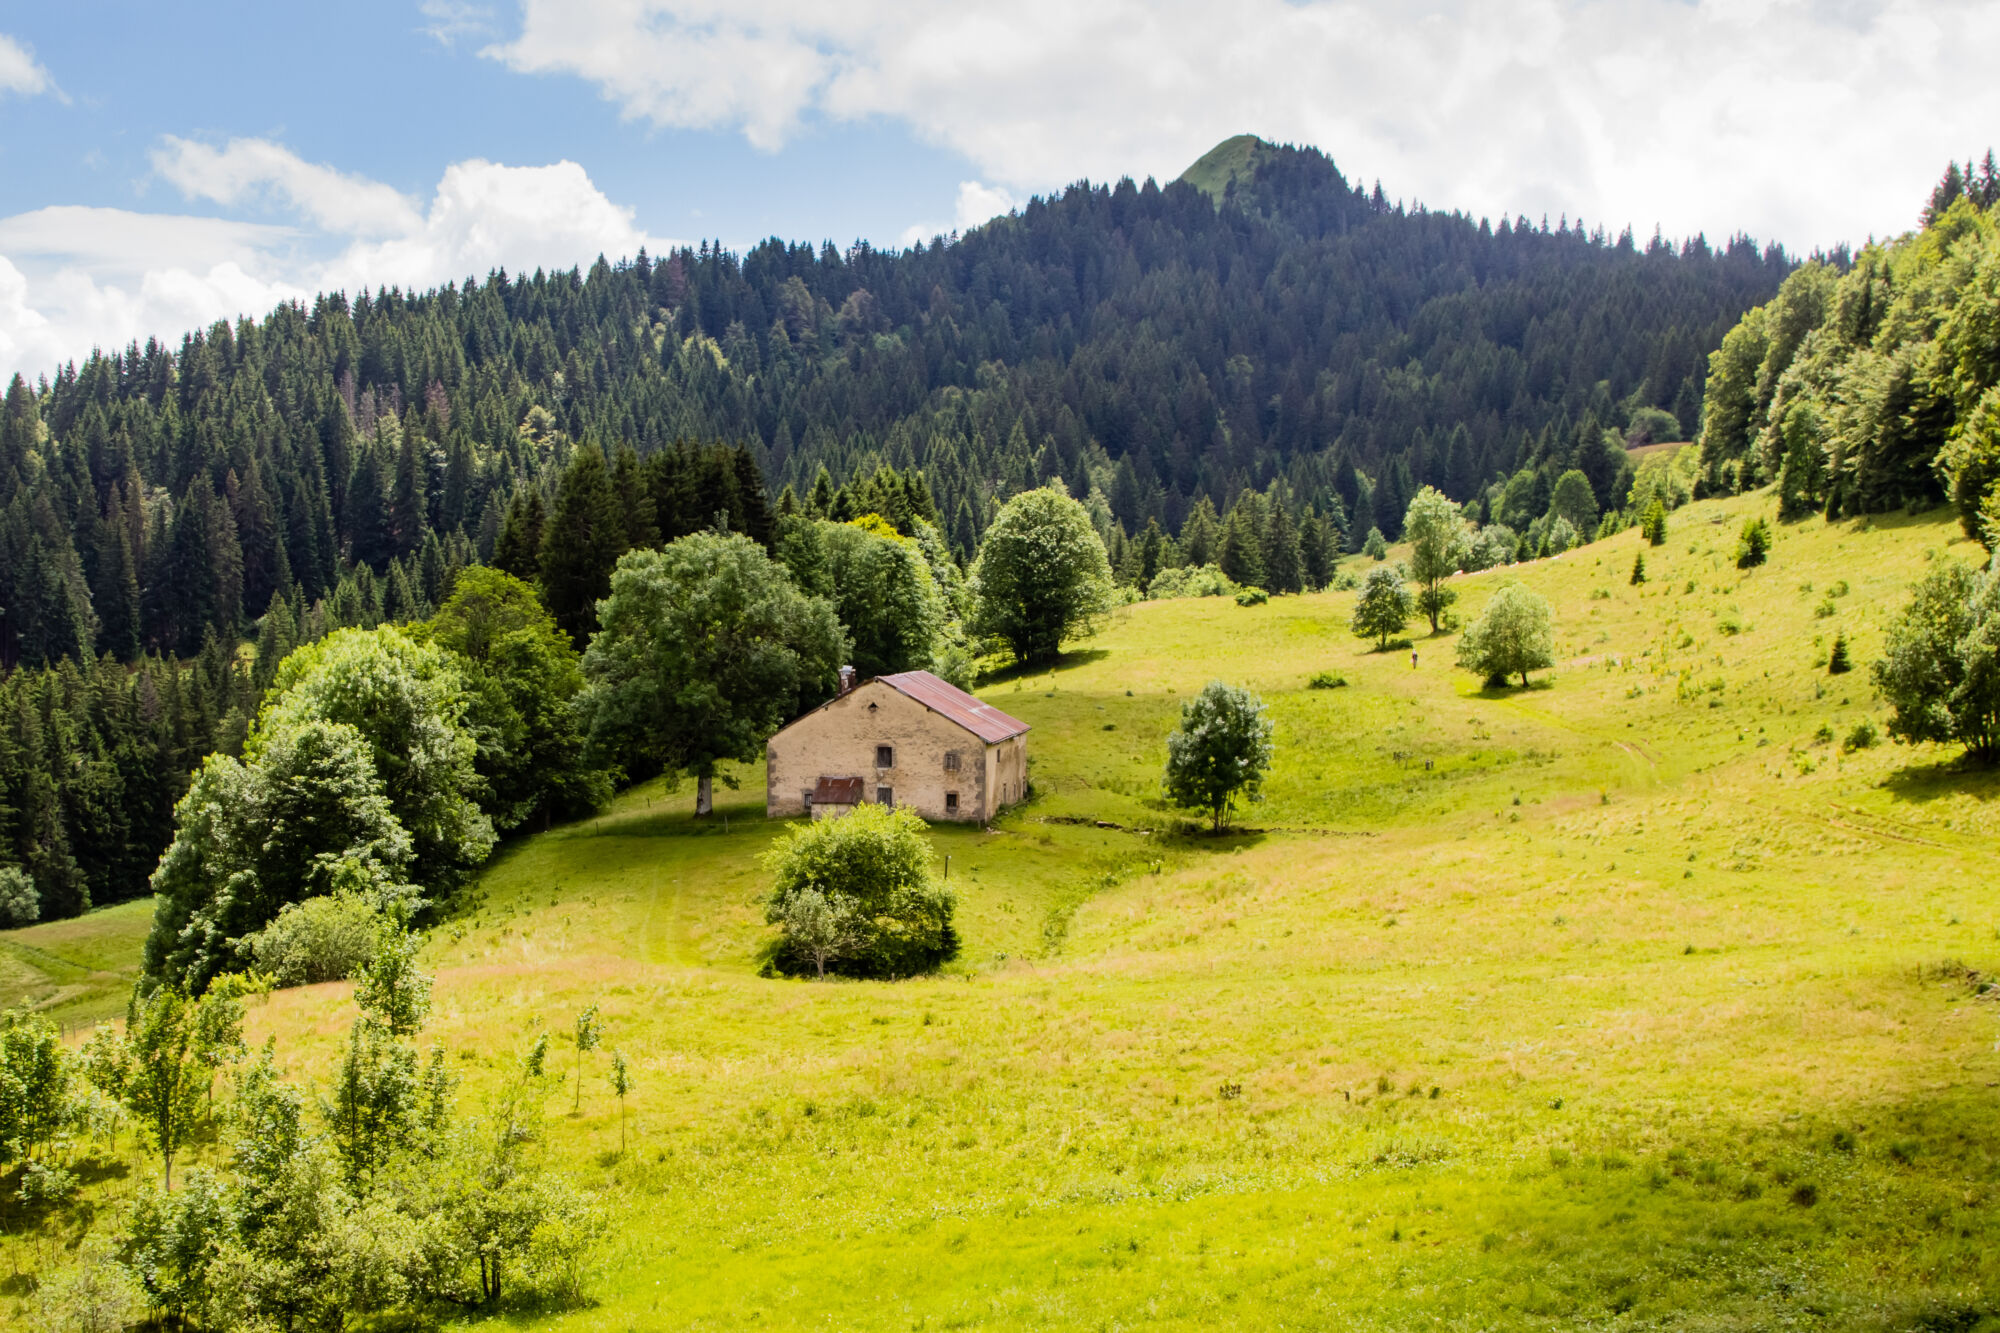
838,665,856,695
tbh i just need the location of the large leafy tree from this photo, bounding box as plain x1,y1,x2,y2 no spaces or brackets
970,485,1114,665
1402,486,1469,631
1874,557,2000,762
815,518,949,678
144,719,412,991
582,533,847,814
1163,682,1275,832
258,628,494,895
1547,469,1600,538
1455,583,1556,687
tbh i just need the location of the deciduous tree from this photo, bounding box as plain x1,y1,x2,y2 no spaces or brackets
583,534,847,814
1874,557,2000,762
969,486,1114,665
1403,486,1469,631
1162,682,1274,832
1350,565,1412,649
1455,584,1556,687
762,803,956,977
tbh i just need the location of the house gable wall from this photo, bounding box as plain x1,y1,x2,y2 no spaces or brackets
766,680,1003,822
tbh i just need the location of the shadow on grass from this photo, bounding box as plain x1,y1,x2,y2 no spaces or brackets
1471,678,1557,699
1880,754,2000,805
976,648,1112,687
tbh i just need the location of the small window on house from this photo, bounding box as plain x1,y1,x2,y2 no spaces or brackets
945,792,959,813
877,786,894,808
876,745,894,769
802,789,814,810
943,751,961,773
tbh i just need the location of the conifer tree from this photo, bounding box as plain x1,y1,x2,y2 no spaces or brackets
1217,505,1266,587
492,489,547,582
1298,508,1334,590
389,428,430,558
1262,503,1303,594
1179,497,1221,568
92,499,142,661
1630,552,1647,585
346,446,392,571
540,446,628,646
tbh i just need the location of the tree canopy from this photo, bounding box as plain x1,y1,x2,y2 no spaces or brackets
1455,583,1556,687
1874,556,2000,762
1351,565,1413,649
581,533,847,813
970,486,1115,664
1163,682,1275,832
1402,486,1468,631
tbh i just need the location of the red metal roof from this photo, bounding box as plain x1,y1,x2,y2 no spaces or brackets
813,776,865,804
877,671,1030,744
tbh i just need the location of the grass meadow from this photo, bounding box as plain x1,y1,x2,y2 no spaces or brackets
7,488,2000,1329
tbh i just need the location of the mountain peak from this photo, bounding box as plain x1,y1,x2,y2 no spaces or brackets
1179,135,1273,201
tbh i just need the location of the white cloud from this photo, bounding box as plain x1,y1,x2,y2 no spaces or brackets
0,145,666,381
899,179,1020,248
0,33,53,98
485,0,2000,252
152,137,424,238
419,0,499,46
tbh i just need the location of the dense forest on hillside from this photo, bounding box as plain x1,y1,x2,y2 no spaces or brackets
1699,153,2000,533
0,137,1801,921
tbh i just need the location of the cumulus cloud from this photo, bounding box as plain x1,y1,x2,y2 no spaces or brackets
0,142,665,381
152,137,425,238
485,0,2000,251
0,33,53,98
899,179,1021,248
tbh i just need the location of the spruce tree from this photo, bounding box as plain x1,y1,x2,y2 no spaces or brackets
345,445,392,570
388,428,430,558
539,445,628,646
1827,630,1851,674
1346,484,1376,553
1630,552,1647,585
1217,506,1266,587
93,498,142,661
1642,498,1668,546
1261,504,1303,594
1179,497,1221,567
252,591,297,694
612,446,660,551
492,489,546,582
1298,509,1334,590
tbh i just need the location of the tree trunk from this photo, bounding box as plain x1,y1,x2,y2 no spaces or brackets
696,773,713,816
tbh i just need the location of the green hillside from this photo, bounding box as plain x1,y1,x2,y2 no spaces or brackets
10,493,2000,1328
1179,133,1271,200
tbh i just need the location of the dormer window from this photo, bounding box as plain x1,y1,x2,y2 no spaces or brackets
876,745,895,769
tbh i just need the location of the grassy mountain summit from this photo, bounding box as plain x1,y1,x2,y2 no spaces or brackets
7,493,1997,1327
1178,132,1272,200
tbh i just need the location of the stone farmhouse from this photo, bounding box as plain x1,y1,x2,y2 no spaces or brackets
765,669,1029,823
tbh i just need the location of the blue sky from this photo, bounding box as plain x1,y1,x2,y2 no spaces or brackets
1,0,1995,380
0,1,973,247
